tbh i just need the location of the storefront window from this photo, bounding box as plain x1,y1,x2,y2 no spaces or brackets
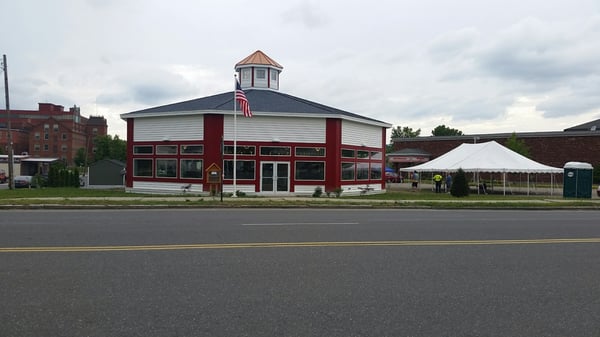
295,147,325,157
341,162,355,180
223,145,256,155
156,159,177,177
223,160,255,179
181,159,203,178
341,149,355,158
357,150,370,158
133,159,153,177
260,146,291,156
295,161,325,180
181,145,203,155
370,151,382,160
370,162,382,180
356,162,369,180
156,145,177,155
134,146,153,154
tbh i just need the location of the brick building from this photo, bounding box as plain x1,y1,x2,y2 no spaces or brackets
391,120,600,170
0,103,107,165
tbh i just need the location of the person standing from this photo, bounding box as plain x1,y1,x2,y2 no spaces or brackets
445,173,452,192
433,173,443,193
411,171,419,189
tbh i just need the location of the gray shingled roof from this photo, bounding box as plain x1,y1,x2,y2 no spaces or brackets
121,89,389,125
563,119,600,132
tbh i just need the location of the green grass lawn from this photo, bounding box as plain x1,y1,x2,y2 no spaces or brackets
0,186,597,208
0,187,133,199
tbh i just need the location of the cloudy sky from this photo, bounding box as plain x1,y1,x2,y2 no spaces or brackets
3,0,600,140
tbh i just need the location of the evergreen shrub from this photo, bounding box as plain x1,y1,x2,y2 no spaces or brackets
450,168,469,197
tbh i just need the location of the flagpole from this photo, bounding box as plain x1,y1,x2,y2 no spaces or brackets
233,74,238,197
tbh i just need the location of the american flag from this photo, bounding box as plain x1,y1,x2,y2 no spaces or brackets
236,81,252,118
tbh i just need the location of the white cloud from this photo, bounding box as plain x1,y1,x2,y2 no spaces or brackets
2,0,600,140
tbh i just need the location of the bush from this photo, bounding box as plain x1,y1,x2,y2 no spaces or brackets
334,187,343,198
312,186,323,198
450,168,469,197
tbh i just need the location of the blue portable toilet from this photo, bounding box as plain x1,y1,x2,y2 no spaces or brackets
563,162,593,198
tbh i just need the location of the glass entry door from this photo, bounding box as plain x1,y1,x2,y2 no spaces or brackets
261,162,289,193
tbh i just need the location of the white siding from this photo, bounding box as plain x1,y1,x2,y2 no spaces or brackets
340,184,384,195
131,181,203,194
134,115,203,142
224,116,326,143
341,120,382,147
294,185,325,195
222,184,255,194
295,184,384,196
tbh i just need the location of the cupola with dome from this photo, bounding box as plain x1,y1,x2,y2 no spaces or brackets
235,50,283,91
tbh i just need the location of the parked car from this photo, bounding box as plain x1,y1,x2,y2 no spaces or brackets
0,169,6,183
385,171,401,183
14,175,33,188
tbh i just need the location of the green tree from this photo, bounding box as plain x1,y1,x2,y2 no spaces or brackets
431,124,463,136
390,126,421,141
388,126,421,154
504,132,531,158
74,148,88,167
450,168,470,197
92,135,127,163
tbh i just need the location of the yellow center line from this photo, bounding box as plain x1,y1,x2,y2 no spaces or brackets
1,238,600,253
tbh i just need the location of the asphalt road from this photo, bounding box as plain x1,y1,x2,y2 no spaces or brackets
1,209,599,337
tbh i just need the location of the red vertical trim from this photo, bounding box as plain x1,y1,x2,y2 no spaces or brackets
125,119,134,188
203,114,225,192
325,118,342,192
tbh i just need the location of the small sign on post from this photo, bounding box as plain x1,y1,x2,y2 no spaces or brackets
205,163,222,197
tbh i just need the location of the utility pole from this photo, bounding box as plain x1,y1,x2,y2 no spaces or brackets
2,54,15,190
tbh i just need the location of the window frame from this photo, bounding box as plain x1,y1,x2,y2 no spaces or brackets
180,144,204,155
133,159,153,177
341,162,355,181
156,145,178,155
260,146,291,156
223,145,256,155
295,147,325,157
223,160,255,180
341,149,355,158
155,158,177,178
180,159,203,179
295,161,325,181
133,145,153,155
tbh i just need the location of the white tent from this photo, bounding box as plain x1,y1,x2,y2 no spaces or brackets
400,141,563,195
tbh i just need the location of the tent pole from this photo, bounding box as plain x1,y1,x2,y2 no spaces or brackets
503,172,506,196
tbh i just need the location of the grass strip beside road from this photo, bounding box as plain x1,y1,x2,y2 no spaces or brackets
0,187,599,209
